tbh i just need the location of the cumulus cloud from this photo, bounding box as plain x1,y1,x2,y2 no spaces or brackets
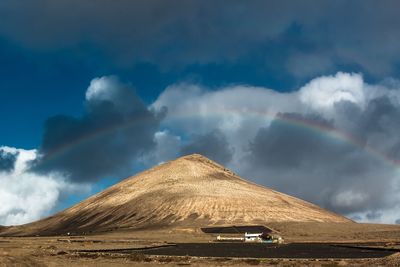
31,76,164,182
299,72,366,114
0,147,86,226
153,72,400,223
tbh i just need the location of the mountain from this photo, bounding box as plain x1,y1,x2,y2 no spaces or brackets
1,154,351,236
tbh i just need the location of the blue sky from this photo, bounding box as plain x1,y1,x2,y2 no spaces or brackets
1,0,400,225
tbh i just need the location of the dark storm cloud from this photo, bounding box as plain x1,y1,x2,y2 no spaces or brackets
180,130,233,165
31,76,164,182
333,94,400,164
246,110,398,215
335,96,400,159
1,1,400,78
0,149,18,172
248,113,347,169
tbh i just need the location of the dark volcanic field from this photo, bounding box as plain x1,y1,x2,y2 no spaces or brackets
104,243,398,259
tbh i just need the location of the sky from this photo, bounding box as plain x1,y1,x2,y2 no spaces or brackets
1,0,400,225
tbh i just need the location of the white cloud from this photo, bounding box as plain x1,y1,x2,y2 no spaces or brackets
0,146,88,226
86,76,117,101
85,76,146,115
299,72,366,114
154,73,373,132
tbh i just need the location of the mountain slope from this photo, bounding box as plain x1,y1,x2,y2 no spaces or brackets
1,154,351,236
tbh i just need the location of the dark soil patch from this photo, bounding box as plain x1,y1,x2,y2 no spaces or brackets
120,243,397,259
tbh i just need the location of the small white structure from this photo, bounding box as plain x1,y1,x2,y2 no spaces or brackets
245,232,284,243
244,232,263,242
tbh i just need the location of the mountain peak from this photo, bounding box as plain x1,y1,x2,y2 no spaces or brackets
1,154,351,236
174,153,238,177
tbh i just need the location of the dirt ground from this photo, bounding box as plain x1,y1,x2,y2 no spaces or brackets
2,224,400,266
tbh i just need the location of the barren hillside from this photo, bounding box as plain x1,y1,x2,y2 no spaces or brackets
1,154,351,236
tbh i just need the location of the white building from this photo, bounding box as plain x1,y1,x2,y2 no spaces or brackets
244,232,263,242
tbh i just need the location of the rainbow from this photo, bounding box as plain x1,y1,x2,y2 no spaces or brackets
35,108,400,169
